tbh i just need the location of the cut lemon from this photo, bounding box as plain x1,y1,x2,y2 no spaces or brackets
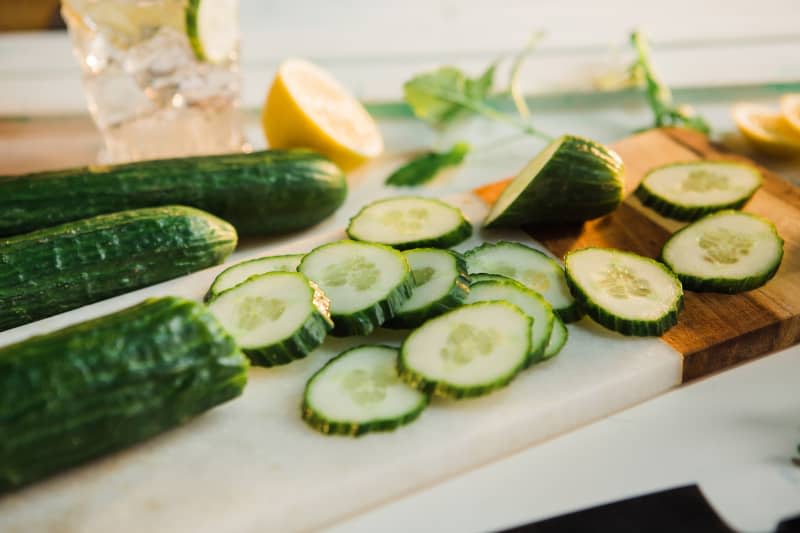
732,102,800,157
780,93,800,135
262,59,383,170
186,0,239,64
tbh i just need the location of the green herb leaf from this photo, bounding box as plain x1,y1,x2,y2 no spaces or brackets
630,30,711,135
403,66,495,129
385,142,471,187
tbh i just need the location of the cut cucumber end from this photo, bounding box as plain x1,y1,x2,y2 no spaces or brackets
186,0,239,64
302,345,428,436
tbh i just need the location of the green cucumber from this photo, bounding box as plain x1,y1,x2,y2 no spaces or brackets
464,241,581,322
661,210,783,293
299,240,413,336
0,296,248,491
0,206,236,332
565,248,684,336
206,253,303,301
543,314,568,359
0,150,346,237
635,161,762,221
208,272,333,366
483,134,624,228
384,248,470,329
302,345,428,436
186,0,238,64
465,278,554,367
346,196,472,250
398,301,532,399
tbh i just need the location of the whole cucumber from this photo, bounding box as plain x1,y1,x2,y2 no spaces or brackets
0,149,347,237
0,205,236,331
0,296,248,491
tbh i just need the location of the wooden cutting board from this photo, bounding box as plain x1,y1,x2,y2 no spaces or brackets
474,127,800,381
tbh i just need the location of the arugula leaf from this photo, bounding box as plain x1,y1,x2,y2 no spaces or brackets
403,66,495,129
630,30,711,134
385,142,471,187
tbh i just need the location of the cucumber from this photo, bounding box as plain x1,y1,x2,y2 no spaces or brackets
465,278,554,367
186,0,238,64
208,272,333,366
635,161,762,221
464,241,581,322
543,314,568,359
302,345,427,436
299,240,413,336
565,248,684,336
347,196,472,250
398,301,532,399
483,134,624,228
384,248,470,329
0,206,236,332
0,150,346,237
0,296,248,491
206,253,303,301
661,210,783,293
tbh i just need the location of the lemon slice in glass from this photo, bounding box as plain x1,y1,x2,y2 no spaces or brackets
262,58,384,170
186,0,239,63
732,102,800,157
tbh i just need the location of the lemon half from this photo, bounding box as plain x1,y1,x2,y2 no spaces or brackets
732,102,800,157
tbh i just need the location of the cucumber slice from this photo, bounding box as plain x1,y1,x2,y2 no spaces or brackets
465,279,554,367
186,0,239,64
384,248,470,329
661,210,783,293
299,240,413,336
469,273,511,284
484,134,624,228
565,248,684,336
346,196,472,250
398,301,532,399
206,253,303,301
464,241,581,323
543,314,567,359
635,161,762,221
302,345,428,436
208,271,333,366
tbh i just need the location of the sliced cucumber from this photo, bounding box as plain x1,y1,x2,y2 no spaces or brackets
635,161,762,221
398,301,532,399
346,196,472,250
543,314,567,359
208,271,333,366
206,253,303,301
483,134,624,228
186,0,239,64
302,345,427,436
565,248,683,336
661,210,783,293
465,278,554,367
464,241,581,322
384,248,470,329
469,272,511,284
299,240,413,336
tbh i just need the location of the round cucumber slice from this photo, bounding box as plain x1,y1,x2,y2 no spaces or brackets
384,248,470,329
661,210,783,293
635,161,762,221
347,196,472,250
464,241,581,322
465,278,554,367
302,345,428,436
399,301,532,399
483,134,624,228
208,271,333,366
206,253,303,301
186,0,239,64
565,248,683,336
299,240,413,336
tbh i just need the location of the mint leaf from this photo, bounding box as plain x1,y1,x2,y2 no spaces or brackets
385,142,471,187
403,66,495,129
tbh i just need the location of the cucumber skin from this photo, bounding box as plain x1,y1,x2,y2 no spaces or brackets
0,206,236,332
543,315,568,359
302,345,428,436
635,184,753,222
384,250,471,329
0,297,248,491
0,150,347,237
243,310,332,366
564,248,684,336
484,135,624,228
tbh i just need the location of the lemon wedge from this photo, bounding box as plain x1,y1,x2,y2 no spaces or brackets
262,59,383,170
732,102,800,157
780,93,800,135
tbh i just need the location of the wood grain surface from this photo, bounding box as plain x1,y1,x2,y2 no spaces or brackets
475,128,800,381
